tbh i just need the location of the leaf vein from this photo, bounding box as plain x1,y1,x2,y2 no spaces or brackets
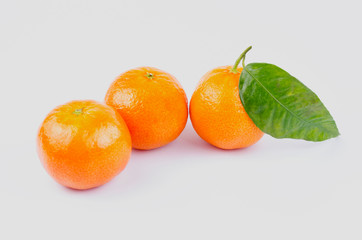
244,67,315,127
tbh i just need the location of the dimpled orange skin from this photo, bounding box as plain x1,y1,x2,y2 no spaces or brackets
190,66,264,150
105,67,188,150
37,100,132,190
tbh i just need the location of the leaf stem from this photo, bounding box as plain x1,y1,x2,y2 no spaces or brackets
230,46,252,73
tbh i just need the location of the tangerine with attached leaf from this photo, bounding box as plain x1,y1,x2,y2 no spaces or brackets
190,48,264,149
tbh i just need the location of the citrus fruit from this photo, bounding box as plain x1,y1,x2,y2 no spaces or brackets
37,100,132,190
105,67,188,150
190,51,264,149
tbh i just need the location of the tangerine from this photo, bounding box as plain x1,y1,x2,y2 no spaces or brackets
190,49,264,149
105,67,188,150
37,100,132,189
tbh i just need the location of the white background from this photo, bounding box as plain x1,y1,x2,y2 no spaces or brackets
1,0,361,239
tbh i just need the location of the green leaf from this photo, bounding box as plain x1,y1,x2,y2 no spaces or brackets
239,63,340,141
